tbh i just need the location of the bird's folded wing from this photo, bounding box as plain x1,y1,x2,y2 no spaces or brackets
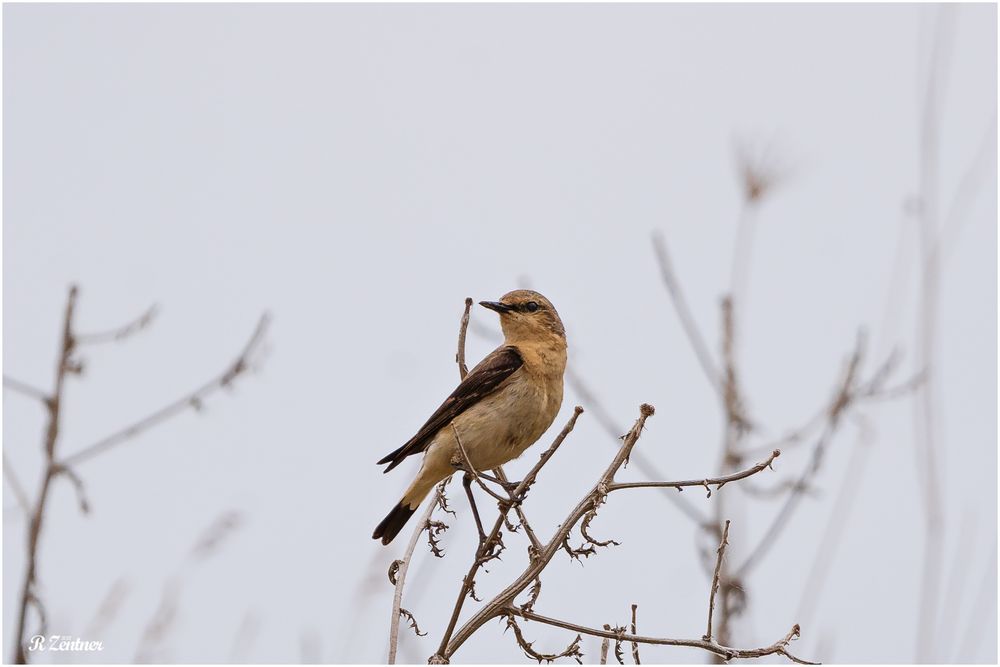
377,345,524,472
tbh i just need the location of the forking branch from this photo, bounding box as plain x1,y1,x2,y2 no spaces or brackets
431,401,812,664
6,286,269,663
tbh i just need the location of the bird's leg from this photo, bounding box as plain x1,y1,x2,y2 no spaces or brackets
462,473,488,546
476,470,521,494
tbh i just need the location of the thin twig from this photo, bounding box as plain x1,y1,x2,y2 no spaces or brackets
509,609,817,665
3,376,50,404
704,520,731,641
607,450,780,493
564,366,707,525
737,335,890,577
629,604,641,664
495,467,543,553
387,487,443,664
795,418,873,630
651,231,721,392
3,453,31,515
74,303,158,345
60,313,270,467
914,7,956,661
456,298,473,380
504,612,583,664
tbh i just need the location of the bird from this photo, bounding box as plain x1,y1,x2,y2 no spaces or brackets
372,289,568,545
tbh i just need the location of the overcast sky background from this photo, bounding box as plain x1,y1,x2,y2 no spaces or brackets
3,3,996,664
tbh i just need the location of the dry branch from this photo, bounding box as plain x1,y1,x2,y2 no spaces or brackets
429,404,811,664
629,605,641,665
61,313,270,467
508,609,816,665
8,286,268,664
455,297,473,379
505,612,583,664
704,520,731,642
75,303,158,345
3,376,50,403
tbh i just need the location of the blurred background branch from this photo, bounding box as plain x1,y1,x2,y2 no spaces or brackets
5,286,269,663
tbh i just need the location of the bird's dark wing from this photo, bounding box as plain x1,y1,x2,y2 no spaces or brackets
377,345,524,472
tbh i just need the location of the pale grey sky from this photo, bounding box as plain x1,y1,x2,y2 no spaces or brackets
3,3,996,664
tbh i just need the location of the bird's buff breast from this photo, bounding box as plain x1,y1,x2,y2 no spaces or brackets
435,373,563,472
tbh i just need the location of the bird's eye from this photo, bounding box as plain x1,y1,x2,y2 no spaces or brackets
526,301,539,312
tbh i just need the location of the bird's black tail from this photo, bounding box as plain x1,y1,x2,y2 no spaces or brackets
372,502,417,545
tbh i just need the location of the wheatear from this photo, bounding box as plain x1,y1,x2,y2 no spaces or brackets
373,290,567,545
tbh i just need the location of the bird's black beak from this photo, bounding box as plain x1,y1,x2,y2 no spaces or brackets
480,300,513,314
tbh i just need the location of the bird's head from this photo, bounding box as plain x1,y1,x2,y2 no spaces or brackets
480,290,565,344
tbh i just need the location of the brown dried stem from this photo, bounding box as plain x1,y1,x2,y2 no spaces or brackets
607,449,780,493
704,520,731,642
456,297,473,379
11,286,77,663
387,487,444,664
504,612,584,664
435,405,805,664
629,604,641,664
508,609,816,665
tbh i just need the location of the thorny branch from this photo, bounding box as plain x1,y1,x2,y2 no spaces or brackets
429,404,813,664
504,612,584,664
387,484,447,664
434,406,585,659
508,609,816,665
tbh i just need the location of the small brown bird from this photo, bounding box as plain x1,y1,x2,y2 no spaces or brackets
373,290,568,545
